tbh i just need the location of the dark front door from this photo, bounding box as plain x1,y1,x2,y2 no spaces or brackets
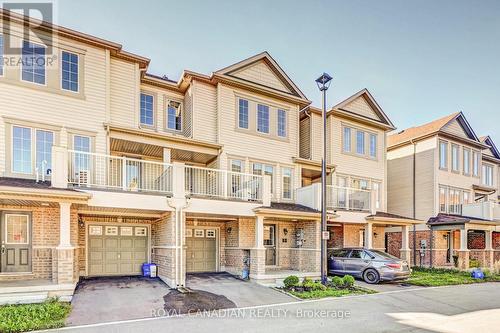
446,231,452,263
1,212,32,273
264,224,276,265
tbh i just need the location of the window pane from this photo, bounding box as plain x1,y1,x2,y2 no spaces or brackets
356,131,365,154
451,145,459,171
343,127,351,152
231,160,243,173
257,104,269,133
440,142,448,169
6,215,29,244
36,130,53,174
369,134,377,158
463,149,470,175
238,99,249,129
282,167,293,199
252,162,262,175
73,135,90,175
277,109,286,137
439,187,447,213
264,165,274,193
140,93,154,126
13,126,32,174
472,151,479,176
167,101,181,130
61,51,78,92
21,41,45,84
373,182,381,209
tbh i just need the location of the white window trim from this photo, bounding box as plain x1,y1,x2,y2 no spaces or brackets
439,140,449,170
20,40,47,86
60,50,80,93
4,214,30,245
139,92,155,127
238,98,249,130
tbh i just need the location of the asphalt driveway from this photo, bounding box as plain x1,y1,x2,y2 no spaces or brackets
67,273,296,326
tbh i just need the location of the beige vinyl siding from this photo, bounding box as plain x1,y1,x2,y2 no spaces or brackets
441,119,470,140
342,96,380,122
191,81,217,143
183,86,193,137
109,58,138,128
0,33,108,176
311,113,324,162
231,60,290,93
299,117,311,159
217,83,300,201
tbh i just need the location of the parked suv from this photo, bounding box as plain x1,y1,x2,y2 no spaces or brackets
328,248,411,284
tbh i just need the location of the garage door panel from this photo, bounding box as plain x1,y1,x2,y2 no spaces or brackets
186,229,217,273
88,224,149,277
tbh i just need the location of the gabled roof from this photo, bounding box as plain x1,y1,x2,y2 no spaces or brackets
328,89,396,130
480,136,500,160
214,52,308,100
388,112,481,148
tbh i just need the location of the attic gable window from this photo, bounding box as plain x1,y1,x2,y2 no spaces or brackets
167,101,182,131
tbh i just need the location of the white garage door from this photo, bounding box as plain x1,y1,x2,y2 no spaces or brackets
88,225,149,276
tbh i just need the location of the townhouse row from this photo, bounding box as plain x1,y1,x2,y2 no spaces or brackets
0,9,498,302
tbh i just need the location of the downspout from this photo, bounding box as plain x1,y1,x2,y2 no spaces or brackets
411,139,417,266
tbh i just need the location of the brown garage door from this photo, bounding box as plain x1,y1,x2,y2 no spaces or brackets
186,228,217,272
88,225,148,276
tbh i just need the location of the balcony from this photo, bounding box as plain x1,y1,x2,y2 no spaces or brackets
297,183,374,212
59,149,268,204
462,201,500,221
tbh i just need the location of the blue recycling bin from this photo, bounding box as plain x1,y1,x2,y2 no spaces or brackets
471,269,484,279
142,263,151,277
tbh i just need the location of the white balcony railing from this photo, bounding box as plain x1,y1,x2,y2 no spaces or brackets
296,183,373,212
67,150,173,194
462,201,500,221
184,165,263,202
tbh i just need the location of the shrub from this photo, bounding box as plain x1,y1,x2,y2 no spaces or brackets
283,275,299,289
330,276,344,289
301,277,312,286
343,275,355,288
303,280,326,291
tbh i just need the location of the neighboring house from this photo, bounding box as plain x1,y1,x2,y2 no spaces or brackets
386,112,500,269
0,10,418,303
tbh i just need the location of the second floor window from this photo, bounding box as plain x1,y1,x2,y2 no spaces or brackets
356,130,365,155
140,93,154,126
343,127,351,152
282,167,293,199
373,182,381,209
252,162,274,194
451,144,459,172
277,109,286,137
439,141,448,169
21,41,45,85
0,35,3,76
472,150,480,177
257,104,269,133
482,164,493,187
369,134,377,158
61,51,79,92
35,130,53,174
12,126,32,174
463,148,471,175
73,135,91,175
238,99,249,129
167,101,182,131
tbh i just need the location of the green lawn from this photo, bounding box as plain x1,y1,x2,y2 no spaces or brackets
288,287,375,299
0,299,71,333
406,267,500,287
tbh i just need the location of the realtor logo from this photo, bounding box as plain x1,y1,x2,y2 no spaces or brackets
1,1,54,55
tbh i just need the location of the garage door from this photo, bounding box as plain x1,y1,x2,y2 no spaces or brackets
88,225,148,276
186,228,217,272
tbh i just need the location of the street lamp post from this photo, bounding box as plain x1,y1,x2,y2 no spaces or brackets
315,72,332,285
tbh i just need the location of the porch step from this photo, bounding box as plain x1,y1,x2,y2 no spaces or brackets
0,291,49,305
0,283,76,305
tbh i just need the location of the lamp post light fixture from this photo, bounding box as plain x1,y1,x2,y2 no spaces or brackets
315,72,332,285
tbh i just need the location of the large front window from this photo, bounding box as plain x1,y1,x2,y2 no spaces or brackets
238,99,249,129
61,51,79,92
257,104,269,133
167,101,182,131
439,141,448,169
35,130,53,175
277,109,286,137
12,126,32,174
282,167,293,200
140,93,154,126
21,41,46,85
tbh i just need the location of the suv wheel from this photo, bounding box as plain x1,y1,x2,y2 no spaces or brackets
363,268,380,284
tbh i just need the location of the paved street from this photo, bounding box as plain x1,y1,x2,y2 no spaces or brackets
54,283,500,333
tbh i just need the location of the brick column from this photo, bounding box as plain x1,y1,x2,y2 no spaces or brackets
485,230,494,269
364,222,373,249
457,228,469,270
250,216,266,278
55,202,75,284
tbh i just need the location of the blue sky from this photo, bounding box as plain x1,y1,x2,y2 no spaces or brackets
58,0,500,143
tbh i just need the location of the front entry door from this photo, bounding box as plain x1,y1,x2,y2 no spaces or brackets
446,231,452,263
0,212,32,273
264,224,276,266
